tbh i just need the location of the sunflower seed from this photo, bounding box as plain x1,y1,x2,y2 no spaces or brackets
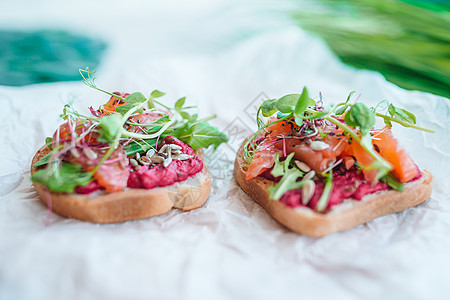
295,160,311,172
169,144,182,151
172,150,182,155
139,156,151,165
130,158,139,167
83,148,98,160
146,149,155,158
151,156,164,164
159,144,169,154
173,154,192,161
310,140,330,151
303,170,315,181
158,152,168,159
302,180,315,205
135,152,140,160
163,156,172,168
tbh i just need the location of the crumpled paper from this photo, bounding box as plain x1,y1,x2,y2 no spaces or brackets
1,1,450,300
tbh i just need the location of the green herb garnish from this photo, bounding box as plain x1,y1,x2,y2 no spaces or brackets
316,171,333,212
32,161,92,193
268,153,306,200
246,87,433,212
32,68,228,193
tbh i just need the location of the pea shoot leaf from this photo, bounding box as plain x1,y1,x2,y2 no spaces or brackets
261,99,278,117
177,122,228,150
380,172,405,191
268,153,306,200
33,151,54,168
294,87,311,126
115,104,135,115
388,104,416,125
151,90,165,98
97,113,123,142
180,111,190,119
344,103,375,135
335,105,348,116
125,92,146,104
276,94,300,113
175,97,186,112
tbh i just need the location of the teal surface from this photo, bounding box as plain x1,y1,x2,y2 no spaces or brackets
0,30,106,86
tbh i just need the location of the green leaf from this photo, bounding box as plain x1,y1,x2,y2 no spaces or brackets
270,153,285,178
33,151,53,168
97,114,123,143
380,172,405,191
294,87,311,125
141,116,172,134
294,116,303,127
124,139,157,156
176,122,228,150
268,153,305,200
268,170,304,200
125,92,146,104
316,171,333,212
189,113,199,123
175,97,186,112
31,162,92,193
150,90,166,98
180,111,190,120
365,157,392,182
153,115,171,125
295,87,310,115
388,104,416,125
344,103,375,135
383,118,393,127
261,99,278,117
277,112,291,118
334,105,348,116
115,104,135,115
276,94,300,113
45,137,53,150
345,91,355,104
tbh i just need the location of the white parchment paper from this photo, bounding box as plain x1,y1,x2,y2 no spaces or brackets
1,1,449,300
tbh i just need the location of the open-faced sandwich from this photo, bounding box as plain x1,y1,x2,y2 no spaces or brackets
234,87,433,237
31,68,228,223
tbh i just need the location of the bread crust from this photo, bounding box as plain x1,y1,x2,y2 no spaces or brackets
234,144,433,237
31,145,211,223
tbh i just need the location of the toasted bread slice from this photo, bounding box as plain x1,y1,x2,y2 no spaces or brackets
234,144,432,237
31,145,211,223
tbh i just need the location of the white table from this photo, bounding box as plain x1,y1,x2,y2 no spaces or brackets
1,1,449,299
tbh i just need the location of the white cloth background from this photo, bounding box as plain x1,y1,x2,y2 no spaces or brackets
1,1,449,300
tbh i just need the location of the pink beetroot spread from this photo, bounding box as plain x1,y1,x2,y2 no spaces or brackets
127,137,203,189
75,180,103,194
75,137,203,194
280,170,422,212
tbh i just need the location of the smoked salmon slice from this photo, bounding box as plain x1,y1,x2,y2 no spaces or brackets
372,128,419,182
